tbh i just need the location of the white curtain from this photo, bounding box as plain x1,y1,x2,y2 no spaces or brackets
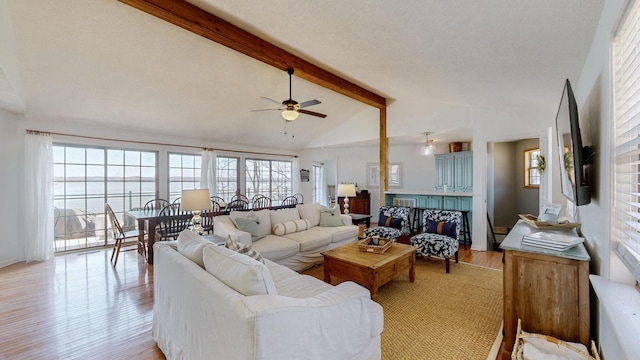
24,133,54,262
200,149,217,196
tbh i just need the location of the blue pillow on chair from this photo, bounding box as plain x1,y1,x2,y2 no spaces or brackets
426,220,456,238
378,214,403,229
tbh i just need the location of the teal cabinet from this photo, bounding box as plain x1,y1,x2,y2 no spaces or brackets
435,151,472,192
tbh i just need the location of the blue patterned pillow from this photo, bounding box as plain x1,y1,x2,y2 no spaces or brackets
378,214,403,229
426,220,456,238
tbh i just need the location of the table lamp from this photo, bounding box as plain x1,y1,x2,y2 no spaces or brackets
337,184,357,215
181,189,211,235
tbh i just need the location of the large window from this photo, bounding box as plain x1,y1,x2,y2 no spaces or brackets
168,153,201,202
613,0,640,283
245,159,293,202
217,156,239,201
524,148,541,188
53,145,157,252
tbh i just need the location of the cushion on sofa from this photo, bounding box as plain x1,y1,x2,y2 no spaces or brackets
225,236,265,263
297,203,322,227
230,210,271,238
313,224,360,243
177,229,212,267
270,208,300,224
250,234,300,261
202,245,277,296
320,208,343,227
234,212,268,241
272,219,311,235
281,229,332,253
426,219,457,238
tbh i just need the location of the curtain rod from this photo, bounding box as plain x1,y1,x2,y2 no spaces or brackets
25,130,298,158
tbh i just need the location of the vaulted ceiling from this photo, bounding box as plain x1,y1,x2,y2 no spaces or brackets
0,0,604,151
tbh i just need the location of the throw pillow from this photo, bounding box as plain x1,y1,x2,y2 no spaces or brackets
225,236,265,263
234,212,268,241
426,220,457,238
272,219,311,235
297,203,321,227
176,229,210,267
378,214,403,230
320,208,343,227
202,245,276,296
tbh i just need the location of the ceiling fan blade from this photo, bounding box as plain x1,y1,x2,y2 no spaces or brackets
251,108,282,112
260,97,283,105
299,99,321,108
298,109,327,118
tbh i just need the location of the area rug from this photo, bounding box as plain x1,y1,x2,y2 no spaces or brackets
302,258,503,360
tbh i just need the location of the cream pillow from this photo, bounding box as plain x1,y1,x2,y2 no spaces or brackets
297,204,321,227
225,236,265,263
270,207,300,224
272,219,311,235
202,245,277,296
177,230,210,267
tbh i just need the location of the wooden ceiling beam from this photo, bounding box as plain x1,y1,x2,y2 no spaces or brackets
118,0,387,109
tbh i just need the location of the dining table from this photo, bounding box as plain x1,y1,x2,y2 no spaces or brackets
126,209,193,264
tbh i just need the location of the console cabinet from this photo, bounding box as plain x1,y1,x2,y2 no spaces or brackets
500,221,590,355
435,151,473,192
338,192,370,215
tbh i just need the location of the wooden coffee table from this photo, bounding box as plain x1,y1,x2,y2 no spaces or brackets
322,242,416,301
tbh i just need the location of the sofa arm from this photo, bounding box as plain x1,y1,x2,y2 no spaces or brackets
243,282,383,359
341,214,353,225
214,215,252,245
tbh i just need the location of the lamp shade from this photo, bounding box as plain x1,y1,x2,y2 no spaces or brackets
337,184,356,197
282,110,299,121
181,189,211,211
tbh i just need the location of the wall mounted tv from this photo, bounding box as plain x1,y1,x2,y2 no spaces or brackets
555,79,592,206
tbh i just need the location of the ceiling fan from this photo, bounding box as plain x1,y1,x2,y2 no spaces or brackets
252,68,327,121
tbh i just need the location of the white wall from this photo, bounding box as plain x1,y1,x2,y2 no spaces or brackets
0,110,22,267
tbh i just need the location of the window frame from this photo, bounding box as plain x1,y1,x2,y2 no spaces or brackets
245,158,293,202
523,147,541,189
168,152,201,202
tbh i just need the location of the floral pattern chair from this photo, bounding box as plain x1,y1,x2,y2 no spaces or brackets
410,209,462,273
363,206,411,242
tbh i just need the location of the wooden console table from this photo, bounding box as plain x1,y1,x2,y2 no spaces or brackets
500,220,590,355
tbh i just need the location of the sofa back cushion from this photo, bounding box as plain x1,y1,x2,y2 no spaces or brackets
177,230,211,267
202,245,277,296
297,204,321,227
272,219,311,235
270,208,300,225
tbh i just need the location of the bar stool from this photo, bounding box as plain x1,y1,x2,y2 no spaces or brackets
411,207,427,232
459,210,471,249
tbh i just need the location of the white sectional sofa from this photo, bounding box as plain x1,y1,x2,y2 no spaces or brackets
152,230,383,360
214,204,359,271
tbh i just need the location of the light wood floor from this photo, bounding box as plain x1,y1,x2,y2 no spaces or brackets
0,242,503,359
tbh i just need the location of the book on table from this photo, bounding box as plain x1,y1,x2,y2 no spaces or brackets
521,231,584,251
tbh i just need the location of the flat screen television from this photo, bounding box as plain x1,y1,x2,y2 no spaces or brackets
555,79,591,206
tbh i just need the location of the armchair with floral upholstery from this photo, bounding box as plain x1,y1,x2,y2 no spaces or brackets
363,206,411,242
410,209,461,273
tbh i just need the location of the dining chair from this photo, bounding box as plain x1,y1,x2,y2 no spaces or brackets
105,203,146,266
156,203,191,240
229,194,249,203
281,195,298,208
172,197,182,204
294,193,304,204
201,200,221,234
226,199,249,211
210,196,227,208
144,198,170,211
251,194,272,210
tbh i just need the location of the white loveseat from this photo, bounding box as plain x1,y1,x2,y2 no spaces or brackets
153,230,383,360
214,204,359,271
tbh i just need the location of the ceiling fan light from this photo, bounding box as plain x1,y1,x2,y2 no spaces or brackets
282,110,299,121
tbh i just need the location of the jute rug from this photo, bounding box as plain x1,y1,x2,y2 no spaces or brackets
302,258,503,360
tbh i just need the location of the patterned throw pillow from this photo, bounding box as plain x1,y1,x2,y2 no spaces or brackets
426,220,456,238
225,236,265,263
378,214,403,229
320,208,343,227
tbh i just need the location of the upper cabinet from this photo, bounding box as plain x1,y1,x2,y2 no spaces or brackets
435,151,472,192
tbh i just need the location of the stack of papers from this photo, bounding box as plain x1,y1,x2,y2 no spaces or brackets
522,231,584,251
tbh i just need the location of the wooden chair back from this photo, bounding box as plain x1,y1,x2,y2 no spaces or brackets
280,195,298,208
144,199,170,211
157,203,191,240
226,199,249,211
251,195,272,210
201,200,221,234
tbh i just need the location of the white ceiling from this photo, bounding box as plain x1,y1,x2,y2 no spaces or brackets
0,0,604,150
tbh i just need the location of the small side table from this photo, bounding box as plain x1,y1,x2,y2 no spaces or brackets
202,233,227,246
349,213,372,228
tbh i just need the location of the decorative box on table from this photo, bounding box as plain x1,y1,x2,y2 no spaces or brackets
358,237,392,253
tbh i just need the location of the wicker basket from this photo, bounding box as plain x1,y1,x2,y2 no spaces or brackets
358,237,393,254
512,319,600,360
